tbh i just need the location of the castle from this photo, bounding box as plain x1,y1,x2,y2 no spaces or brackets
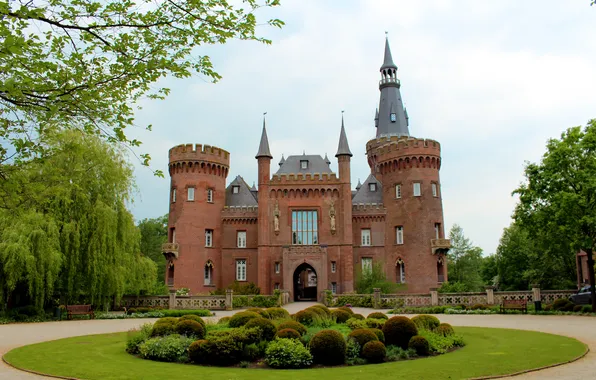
162,38,451,299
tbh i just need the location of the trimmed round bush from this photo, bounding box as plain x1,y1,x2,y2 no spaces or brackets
276,328,301,340
151,320,176,337
174,319,206,339
367,312,388,320
369,328,385,343
311,304,331,316
294,309,316,326
247,307,271,319
266,307,290,319
552,299,574,311
244,317,277,341
309,329,347,365
411,314,440,331
338,306,354,314
277,320,307,336
194,335,244,366
365,318,385,329
307,306,328,319
180,314,205,327
544,304,553,311
351,313,365,320
331,309,351,323
348,329,378,351
155,317,178,325
470,304,490,310
573,305,583,312
581,305,593,313
362,341,386,363
266,338,313,369
346,317,368,330
229,311,261,328
436,323,454,337
188,339,209,363
218,316,231,324
408,335,430,356
382,316,418,349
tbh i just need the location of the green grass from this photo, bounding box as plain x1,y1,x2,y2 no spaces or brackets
3,327,586,380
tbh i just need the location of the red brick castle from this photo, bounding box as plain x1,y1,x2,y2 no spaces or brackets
162,38,451,300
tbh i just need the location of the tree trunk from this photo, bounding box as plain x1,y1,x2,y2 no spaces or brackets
586,248,596,312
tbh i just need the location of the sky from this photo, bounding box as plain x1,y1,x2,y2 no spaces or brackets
127,0,596,255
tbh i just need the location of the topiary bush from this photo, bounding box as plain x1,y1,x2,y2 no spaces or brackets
138,334,194,362
266,338,313,369
309,329,347,365
191,335,244,366
266,307,290,319
552,299,574,311
365,318,385,329
348,329,378,353
382,316,418,349
229,311,261,328
306,306,328,319
369,328,385,343
151,319,177,337
179,314,205,326
573,305,583,312
346,317,368,330
294,309,316,326
277,320,307,336
411,315,440,331
408,335,430,356
362,341,386,363
244,317,277,341
242,343,262,362
247,308,271,319
276,328,301,340
581,305,593,313
367,312,388,320
174,319,206,339
218,316,231,324
436,323,454,337
311,304,331,316
544,304,553,311
331,309,351,323
188,339,209,363
126,323,153,354
155,317,179,325
338,306,354,315
351,313,365,320
470,304,490,310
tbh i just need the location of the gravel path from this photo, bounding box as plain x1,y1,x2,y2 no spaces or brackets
1,303,594,379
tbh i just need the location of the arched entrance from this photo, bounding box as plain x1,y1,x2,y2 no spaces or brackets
293,263,317,301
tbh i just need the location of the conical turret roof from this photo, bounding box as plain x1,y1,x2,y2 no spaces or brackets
335,114,353,157
255,117,272,159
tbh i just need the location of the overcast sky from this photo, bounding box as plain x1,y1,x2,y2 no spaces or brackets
127,0,596,255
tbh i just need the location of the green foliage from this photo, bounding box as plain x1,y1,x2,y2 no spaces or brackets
293,310,316,326
552,299,574,311
306,306,327,318
446,224,484,292
367,312,388,320
249,295,277,308
191,335,243,366
332,294,373,307
389,306,450,314
582,305,593,313
370,328,385,343
150,321,176,337
345,339,361,363
138,334,193,363
362,341,386,363
346,318,368,330
207,326,262,346
494,223,534,290
382,316,418,349
338,306,354,314
265,338,313,369
437,282,469,293
408,335,430,356
218,316,231,325
125,323,153,355
348,329,378,353
331,309,351,323
310,304,331,316
137,216,168,287
174,320,205,339
244,317,276,341
365,318,386,329
179,314,205,327
355,261,400,294
242,343,262,362
158,309,211,317
277,320,307,336
266,307,290,319
436,323,455,337
385,345,417,361
187,339,209,364
276,328,301,340
246,308,271,319
418,328,465,354
228,311,261,328
308,329,347,365
411,315,440,331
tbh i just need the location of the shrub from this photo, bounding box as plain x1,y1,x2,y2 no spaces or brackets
386,345,415,361
198,335,244,366
352,313,365,320
436,323,454,337
174,319,206,339
411,315,440,331
151,320,177,337
138,334,194,362
218,316,231,324
338,306,354,314
188,339,209,363
179,314,205,327
544,304,553,311
244,317,277,341
208,326,262,346
552,299,574,311
369,328,385,343
229,311,261,328
382,316,418,349
362,341,386,363
311,304,331,316
276,328,301,340
307,306,328,319
249,295,277,308
294,310,316,326
345,339,361,363
155,317,178,325
331,309,351,323
365,318,385,329
266,338,313,369
418,328,465,354
266,307,290,319
159,309,211,317
367,312,388,320
581,305,593,313
408,335,430,356
470,304,490,310
126,323,153,354
309,329,347,365
348,329,378,353
242,343,262,361
346,318,368,330
573,305,583,312
277,320,307,336
247,307,271,319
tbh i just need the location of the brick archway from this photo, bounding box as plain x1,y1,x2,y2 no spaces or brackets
283,247,328,302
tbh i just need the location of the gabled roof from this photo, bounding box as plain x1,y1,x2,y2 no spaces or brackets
352,174,383,204
225,175,258,206
275,154,334,175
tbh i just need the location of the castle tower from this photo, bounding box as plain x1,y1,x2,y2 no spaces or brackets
256,117,273,293
336,114,354,292
366,37,450,293
163,143,230,293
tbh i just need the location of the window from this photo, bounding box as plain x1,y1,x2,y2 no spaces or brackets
275,262,280,274
187,187,195,201
434,223,441,239
170,228,176,243
432,183,438,197
397,259,405,283
300,160,308,169
204,262,213,285
236,259,246,281
274,283,280,290
396,226,404,245
205,229,213,247
361,229,371,246
207,188,214,203
361,257,372,273
172,188,176,203
237,231,246,248
331,282,337,294
331,261,336,273
369,183,377,192
232,186,240,194
395,184,402,199
291,210,318,245
413,182,421,197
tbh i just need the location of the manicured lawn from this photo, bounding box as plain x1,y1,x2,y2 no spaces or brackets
3,327,586,380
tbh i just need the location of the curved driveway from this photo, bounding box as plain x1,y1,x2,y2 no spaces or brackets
1,303,594,379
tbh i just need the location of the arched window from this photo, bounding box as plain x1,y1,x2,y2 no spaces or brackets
167,261,175,286
396,258,405,284
204,260,214,286
437,256,445,283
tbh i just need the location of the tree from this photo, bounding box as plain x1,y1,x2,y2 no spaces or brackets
355,262,401,294
138,215,168,282
494,223,532,290
445,224,484,292
0,0,283,171
514,120,596,311
480,254,498,287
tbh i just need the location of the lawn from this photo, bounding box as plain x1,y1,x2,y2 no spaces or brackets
3,327,586,380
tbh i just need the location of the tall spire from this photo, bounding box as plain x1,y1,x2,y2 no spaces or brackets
374,108,379,128
381,33,397,70
255,114,272,159
336,112,353,157
278,154,285,166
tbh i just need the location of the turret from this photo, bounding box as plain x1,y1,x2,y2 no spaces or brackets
256,115,272,293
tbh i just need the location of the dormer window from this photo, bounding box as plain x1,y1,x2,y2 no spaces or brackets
369,183,377,192
232,186,239,194
390,113,396,122
300,160,308,169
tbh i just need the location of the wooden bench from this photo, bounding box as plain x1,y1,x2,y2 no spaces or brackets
500,299,527,314
66,305,94,320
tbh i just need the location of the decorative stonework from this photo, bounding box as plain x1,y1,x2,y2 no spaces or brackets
329,200,336,234
431,239,451,254
161,243,179,259
273,200,280,235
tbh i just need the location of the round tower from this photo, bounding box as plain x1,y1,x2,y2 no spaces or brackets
164,143,230,294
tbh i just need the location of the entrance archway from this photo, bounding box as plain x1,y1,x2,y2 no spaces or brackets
293,263,317,301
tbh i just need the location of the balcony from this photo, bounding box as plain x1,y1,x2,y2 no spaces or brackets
162,242,179,259
431,239,451,254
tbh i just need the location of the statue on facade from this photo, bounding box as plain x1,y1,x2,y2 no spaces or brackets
274,200,280,234
329,201,336,234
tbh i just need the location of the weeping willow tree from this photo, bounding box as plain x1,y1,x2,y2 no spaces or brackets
0,130,156,310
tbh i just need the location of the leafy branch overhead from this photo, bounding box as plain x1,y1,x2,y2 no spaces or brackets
0,0,284,171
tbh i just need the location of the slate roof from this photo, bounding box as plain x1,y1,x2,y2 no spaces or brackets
275,154,333,175
225,175,258,206
352,173,383,204
255,118,272,159
335,116,353,157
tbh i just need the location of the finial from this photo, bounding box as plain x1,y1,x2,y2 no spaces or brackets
385,31,388,37
303,150,305,155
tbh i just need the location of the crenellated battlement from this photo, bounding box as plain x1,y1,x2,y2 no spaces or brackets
169,143,230,166
222,206,258,224
366,136,442,173
222,205,259,213
270,172,340,184
366,136,440,155
352,203,386,211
